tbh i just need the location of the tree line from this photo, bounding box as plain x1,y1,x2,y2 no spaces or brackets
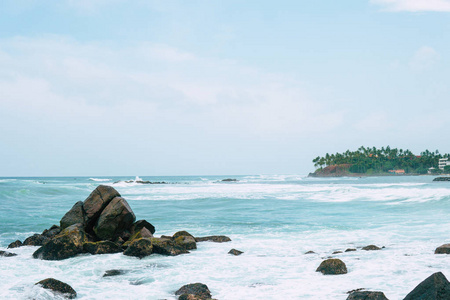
312,146,450,174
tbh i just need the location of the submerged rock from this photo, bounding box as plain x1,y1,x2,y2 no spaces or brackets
195,236,231,243
362,245,381,251
347,291,388,300
435,244,450,254
123,238,153,259
7,240,23,249
103,269,127,277
403,272,450,300
33,224,86,260
345,248,357,252
60,201,86,230
175,283,212,300
221,178,238,182
316,258,348,275
83,241,122,255
305,250,316,254
0,250,17,257
36,278,77,299
23,234,49,246
228,249,244,256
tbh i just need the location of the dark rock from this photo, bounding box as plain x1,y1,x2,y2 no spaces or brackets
132,220,156,235
123,227,153,248
33,224,86,260
346,248,357,252
83,185,120,231
404,272,450,300
173,231,197,251
23,234,49,246
362,245,381,251
435,244,450,254
42,225,61,239
36,278,77,299
347,291,389,300
151,237,189,256
305,251,316,254
221,178,238,182
123,238,153,259
93,197,136,241
60,201,86,230
175,283,212,300
103,269,127,277
433,177,450,181
333,251,343,254
173,231,195,239
316,258,348,275
7,240,23,249
83,241,122,255
0,250,17,257
228,249,243,256
195,236,231,243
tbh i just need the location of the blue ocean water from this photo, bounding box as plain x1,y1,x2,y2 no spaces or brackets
1,175,450,299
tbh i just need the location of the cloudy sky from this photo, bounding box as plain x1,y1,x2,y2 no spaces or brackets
1,0,449,176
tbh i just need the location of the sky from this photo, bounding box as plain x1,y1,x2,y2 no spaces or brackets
0,0,450,176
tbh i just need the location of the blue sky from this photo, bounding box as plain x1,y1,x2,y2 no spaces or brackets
1,0,449,176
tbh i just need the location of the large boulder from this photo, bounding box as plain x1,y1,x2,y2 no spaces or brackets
362,245,382,251
151,237,189,256
83,241,122,255
60,201,86,230
83,185,120,231
316,258,348,275
93,197,136,241
347,291,389,300
123,238,153,259
195,236,231,243
35,278,77,299
173,231,197,251
403,272,450,300
23,234,49,246
175,283,212,300
435,244,450,254
33,224,86,260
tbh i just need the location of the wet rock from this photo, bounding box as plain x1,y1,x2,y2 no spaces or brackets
123,238,153,259
123,227,153,247
362,245,381,251
175,283,212,300
345,248,357,252
83,185,120,231
333,251,343,254
347,291,389,300
93,197,136,241
7,240,22,249
103,269,127,277
60,201,86,230
221,178,238,182
173,231,197,251
435,244,450,254
132,220,155,235
305,251,316,254
151,237,189,256
316,258,348,275
83,241,122,255
195,236,231,243
23,234,49,246
404,272,450,300
33,224,86,260
35,278,77,299
228,249,243,256
42,225,61,239
0,250,17,257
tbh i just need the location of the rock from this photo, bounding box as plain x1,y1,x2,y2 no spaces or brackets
433,177,450,181
83,241,122,255
103,269,127,277
33,224,86,260
346,248,357,252
151,237,189,256
347,291,389,300
60,201,86,230
316,258,348,275
435,244,450,254
195,236,231,243
333,251,343,254
404,272,450,300
93,197,136,241
0,250,17,257
7,240,23,249
23,234,49,246
175,283,212,300
362,245,381,251
221,178,238,182
35,278,77,299
123,238,153,259
42,225,61,239
83,185,120,231
132,220,156,235
123,227,153,247
305,251,316,254
173,231,197,251
228,249,243,256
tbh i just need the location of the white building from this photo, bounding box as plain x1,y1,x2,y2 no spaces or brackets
438,158,450,170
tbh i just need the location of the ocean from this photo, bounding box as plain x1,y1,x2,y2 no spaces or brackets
0,175,449,299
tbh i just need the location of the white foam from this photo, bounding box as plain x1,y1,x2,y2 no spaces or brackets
88,178,112,182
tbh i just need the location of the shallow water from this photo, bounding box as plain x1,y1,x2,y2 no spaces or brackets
0,175,449,299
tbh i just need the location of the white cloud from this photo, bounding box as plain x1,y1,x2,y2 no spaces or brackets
371,0,450,12
409,46,439,71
